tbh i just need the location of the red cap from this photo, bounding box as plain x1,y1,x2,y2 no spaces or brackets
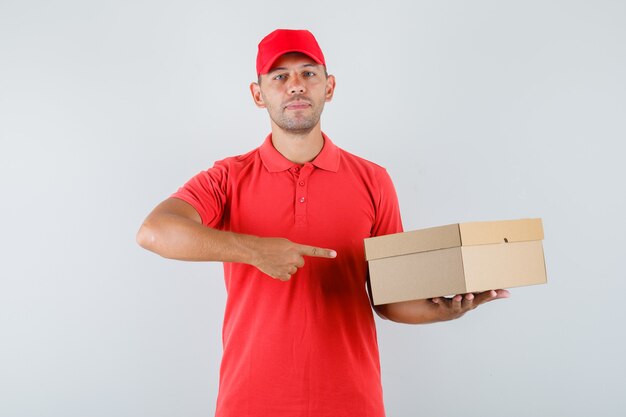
256,29,326,76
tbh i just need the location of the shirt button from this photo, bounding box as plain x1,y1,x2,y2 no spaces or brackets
299,181,305,186
294,167,300,172
299,197,305,203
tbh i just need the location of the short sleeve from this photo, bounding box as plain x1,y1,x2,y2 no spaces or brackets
170,159,229,228
371,168,403,237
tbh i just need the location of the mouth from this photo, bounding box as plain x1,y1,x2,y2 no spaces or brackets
284,100,311,110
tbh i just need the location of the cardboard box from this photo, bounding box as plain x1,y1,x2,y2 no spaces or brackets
364,218,547,305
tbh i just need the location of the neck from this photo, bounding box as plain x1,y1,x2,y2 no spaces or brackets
270,122,324,164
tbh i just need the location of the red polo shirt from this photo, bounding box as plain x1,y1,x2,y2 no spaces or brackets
172,133,403,417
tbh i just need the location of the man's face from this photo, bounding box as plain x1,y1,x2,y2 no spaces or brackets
250,52,335,134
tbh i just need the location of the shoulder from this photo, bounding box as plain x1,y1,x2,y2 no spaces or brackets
337,146,391,178
182,146,261,191
210,146,261,173
334,146,398,205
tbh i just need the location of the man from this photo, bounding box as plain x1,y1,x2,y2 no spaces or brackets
137,29,509,417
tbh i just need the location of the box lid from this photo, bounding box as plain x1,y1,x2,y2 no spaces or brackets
365,218,544,261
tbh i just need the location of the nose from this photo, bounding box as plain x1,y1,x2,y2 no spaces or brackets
287,73,306,95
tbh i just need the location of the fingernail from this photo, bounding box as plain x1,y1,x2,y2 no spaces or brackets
329,250,337,258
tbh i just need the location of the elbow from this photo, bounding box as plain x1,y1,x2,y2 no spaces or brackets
136,221,158,251
372,305,390,321
136,218,178,259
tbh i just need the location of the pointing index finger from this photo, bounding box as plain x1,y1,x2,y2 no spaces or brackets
299,245,337,259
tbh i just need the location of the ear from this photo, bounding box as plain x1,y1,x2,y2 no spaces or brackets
250,82,266,108
324,74,336,102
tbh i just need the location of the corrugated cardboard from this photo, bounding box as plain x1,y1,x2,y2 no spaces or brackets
364,218,547,305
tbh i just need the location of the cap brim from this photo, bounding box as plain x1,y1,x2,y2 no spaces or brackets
259,49,325,75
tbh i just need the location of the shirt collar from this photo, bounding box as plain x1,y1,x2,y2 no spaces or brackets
259,132,340,173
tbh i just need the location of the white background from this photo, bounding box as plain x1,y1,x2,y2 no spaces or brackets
1,1,625,416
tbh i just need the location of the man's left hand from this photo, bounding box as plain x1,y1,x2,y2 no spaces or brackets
430,289,511,321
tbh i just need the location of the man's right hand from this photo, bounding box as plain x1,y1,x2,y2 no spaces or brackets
250,237,337,281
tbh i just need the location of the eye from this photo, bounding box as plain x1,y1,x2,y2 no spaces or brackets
273,74,287,81
303,71,316,77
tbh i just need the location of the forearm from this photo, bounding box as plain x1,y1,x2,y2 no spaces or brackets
374,290,509,324
137,212,257,263
374,299,446,325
